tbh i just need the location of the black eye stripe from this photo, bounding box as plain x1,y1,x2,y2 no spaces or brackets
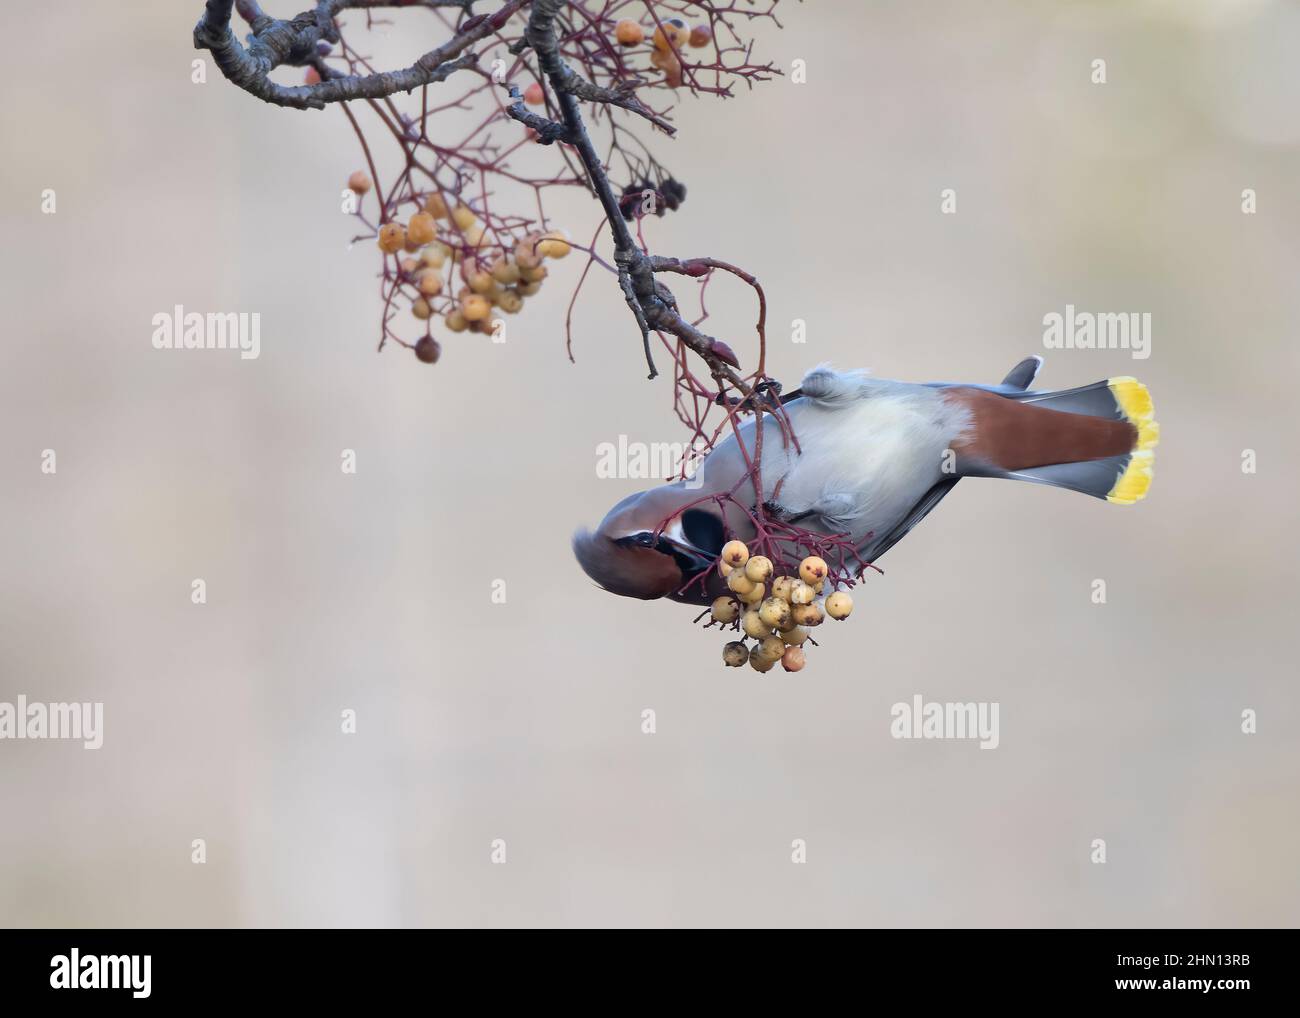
680,509,725,555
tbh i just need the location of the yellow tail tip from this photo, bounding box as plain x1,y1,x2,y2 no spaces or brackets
1109,376,1155,424
1106,377,1158,503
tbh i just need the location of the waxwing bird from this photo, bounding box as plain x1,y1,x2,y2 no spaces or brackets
573,357,1158,605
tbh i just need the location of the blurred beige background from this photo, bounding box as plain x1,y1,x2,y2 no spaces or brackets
1,0,1297,927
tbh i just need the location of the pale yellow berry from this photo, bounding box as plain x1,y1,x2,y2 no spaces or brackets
744,555,773,584
749,650,776,673
445,310,469,332
779,626,808,646
742,610,771,641
514,237,543,269
738,583,765,605
727,570,755,596
825,591,853,621
789,579,815,605
515,279,542,297
799,556,828,585
411,298,432,320
460,294,491,322
758,596,791,630
711,597,739,624
723,642,748,668
537,231,571,258
792,602,824,627
520,263,548,284
466,270,497,295
451,204,478,230
770,575,795,603
491,258,521,285
756,636,785,663
461,223,485,247
718,560,733,578
421,244,448,269
781,647,806,672
495,289,523,314
721,541,749,567
417,269,443,296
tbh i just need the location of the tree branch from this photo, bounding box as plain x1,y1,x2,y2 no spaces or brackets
519,0,746,386
194,0,523,110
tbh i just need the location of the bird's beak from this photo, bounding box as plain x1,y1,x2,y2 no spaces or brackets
658,533,716,576
616,531,715,577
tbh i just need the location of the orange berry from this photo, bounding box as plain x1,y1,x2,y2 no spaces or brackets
407,212,436,246
689,24,712,48
614,19,644,47
304,66,321,85
652,18,690,52
781,647,806,672
377,223,406,254
650,48,683,86
523,82,545,106
347,171,372,195
423,193,449,218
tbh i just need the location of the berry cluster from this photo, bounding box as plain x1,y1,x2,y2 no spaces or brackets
710,542,854,674
618,177,687,221
612,16,714,87
350,173,570,364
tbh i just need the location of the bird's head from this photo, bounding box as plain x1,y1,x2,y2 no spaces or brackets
573,488,727,602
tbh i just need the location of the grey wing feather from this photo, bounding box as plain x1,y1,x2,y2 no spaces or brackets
858,477,960,563
1001,355,1042,390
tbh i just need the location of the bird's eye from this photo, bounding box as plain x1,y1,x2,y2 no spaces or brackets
680,508,725,554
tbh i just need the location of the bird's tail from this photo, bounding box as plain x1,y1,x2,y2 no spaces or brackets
953,377,1159,503
1008,377,1159,503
